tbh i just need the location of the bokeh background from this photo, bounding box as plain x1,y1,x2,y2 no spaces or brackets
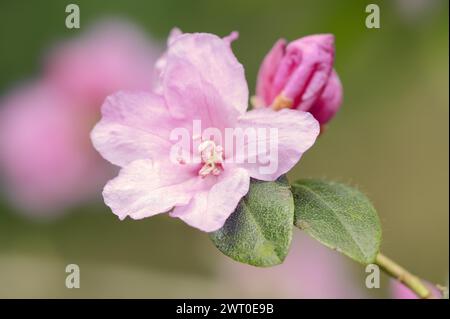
0,0,448,298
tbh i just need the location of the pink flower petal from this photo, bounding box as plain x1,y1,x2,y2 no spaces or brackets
103,159,200,220
234,108,319,181
222,31,239,46
283,34,335,111
91,91,184,167
163,33,248,123
167,27,183,45
308,69,343,124
154,27,183,94
170,166,250,232
166,60,239,131
255,39,287,106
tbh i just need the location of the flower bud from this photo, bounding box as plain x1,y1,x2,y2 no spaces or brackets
254,34,343,125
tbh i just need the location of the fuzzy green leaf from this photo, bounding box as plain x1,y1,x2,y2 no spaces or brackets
292,179,382,264
210,176,294,267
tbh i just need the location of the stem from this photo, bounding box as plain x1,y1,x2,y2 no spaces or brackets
375,252,431,299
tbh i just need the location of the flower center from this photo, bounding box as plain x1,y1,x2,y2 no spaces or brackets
198,140,223,177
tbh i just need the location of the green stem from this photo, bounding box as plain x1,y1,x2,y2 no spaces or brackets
375,253,431,299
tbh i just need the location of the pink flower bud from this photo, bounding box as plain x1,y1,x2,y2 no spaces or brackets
255,34,343,125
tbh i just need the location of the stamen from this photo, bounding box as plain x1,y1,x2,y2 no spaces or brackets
198,140,224,177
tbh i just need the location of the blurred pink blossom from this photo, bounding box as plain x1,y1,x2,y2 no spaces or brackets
0,20,161,216
391,280,443,299
44,21,160,108
219,232,367,298
254,35,343,126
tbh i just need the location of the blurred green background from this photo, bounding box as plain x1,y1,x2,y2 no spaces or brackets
0,0,448,298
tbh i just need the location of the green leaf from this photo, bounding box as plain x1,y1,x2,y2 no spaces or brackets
291,179,382,264
210,176,294,267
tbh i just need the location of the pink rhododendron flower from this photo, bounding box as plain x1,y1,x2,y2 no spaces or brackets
254,35,343,125
154,27,183,94
0,21,160,215
91,32,320,232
